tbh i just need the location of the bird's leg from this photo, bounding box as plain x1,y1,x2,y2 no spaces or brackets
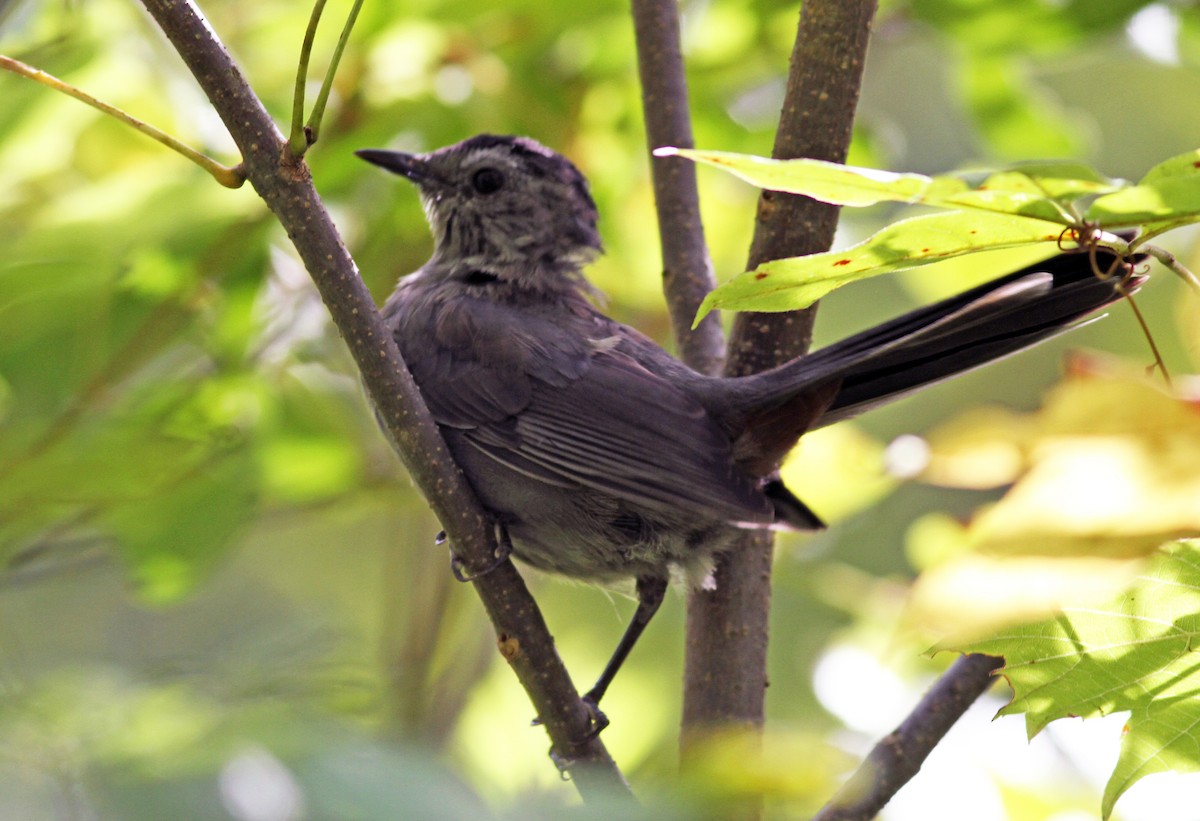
576,575,668,736
448,523,514,583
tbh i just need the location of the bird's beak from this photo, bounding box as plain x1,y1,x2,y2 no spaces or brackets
355,149,442,187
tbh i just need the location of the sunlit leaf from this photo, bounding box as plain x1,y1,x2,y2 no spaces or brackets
1088,147,1200,225
908,547,1145,644
780,423,894,523
1139,148,1200,185
657,147,933,206
997,161,1124,198
917,405,1033,489
958,542,1200,819
697,210,1066,318
663,148,1113,221
907,360,1200,641
968,362,1200,558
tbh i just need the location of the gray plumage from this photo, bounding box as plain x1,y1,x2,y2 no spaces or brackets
358,134,1141,710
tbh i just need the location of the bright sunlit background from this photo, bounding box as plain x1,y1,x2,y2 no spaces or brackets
2,0,1199,819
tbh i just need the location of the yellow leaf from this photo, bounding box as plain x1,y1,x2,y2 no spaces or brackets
973,361,1200,557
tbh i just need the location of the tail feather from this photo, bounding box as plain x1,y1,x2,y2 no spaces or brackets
721,245,1143,467
814,248,1142,426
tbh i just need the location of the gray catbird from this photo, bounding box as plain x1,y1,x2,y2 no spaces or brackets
357,134,1141,719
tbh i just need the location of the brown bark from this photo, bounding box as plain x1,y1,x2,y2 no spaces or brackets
682,0,879,776
138,0,630,800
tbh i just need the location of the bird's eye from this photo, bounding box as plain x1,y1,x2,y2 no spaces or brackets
471,167,505,195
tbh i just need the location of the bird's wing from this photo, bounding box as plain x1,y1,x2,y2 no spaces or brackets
456,349,775,526
391,287,773,524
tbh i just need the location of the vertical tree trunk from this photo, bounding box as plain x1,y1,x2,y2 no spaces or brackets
681,2,879,810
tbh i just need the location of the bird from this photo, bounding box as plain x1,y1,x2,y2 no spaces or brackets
356,133,1142,725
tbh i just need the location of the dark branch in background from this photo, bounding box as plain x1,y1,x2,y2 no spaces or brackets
682,0,879,777
812,654,1004,821
137,0,630,801
630,0,725,376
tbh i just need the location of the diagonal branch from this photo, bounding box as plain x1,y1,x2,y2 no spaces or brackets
682,0,879,772
812,654,1004,821
137,0,630,800
630,0,725,375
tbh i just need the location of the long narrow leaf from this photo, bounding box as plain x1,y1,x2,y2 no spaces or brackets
663,148,1122,222
696,210,1068,321
655,147,933,206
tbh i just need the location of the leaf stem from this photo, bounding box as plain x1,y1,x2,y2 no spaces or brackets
0,53,244,188
1141,242,1200,294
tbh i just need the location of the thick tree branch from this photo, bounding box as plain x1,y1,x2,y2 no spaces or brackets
812,654,1004,821
630,0,724,375
682,0,878,764
137,0,629,799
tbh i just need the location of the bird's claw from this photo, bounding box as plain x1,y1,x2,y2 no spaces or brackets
532,693,611,769
545,698,610,777
448,525,513,582
579,694,610,740
548,747,575,780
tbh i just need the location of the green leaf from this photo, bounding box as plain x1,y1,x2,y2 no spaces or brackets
1139,148,1200,185
960,542,1200,819
696,211,1066,319
1088,147,1200,225
935,166,1122,221
656,148,933,206
999,161,1124,198
663,149,1118,225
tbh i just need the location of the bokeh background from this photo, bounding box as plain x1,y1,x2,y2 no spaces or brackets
2,0,1199,818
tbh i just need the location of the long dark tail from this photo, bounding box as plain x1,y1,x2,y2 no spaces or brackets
812,247,1142,426
722,246,1143,470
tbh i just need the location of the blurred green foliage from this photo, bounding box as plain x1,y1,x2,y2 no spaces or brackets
1,0,1198,817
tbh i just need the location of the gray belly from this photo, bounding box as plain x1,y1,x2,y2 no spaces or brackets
444,430,735,582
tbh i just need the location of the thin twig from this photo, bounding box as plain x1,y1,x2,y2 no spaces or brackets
306,0,364,145
1142,242,1200,293
1078,233,1175,386
288,0,364,156
630,0,724,375
0,53,243,188
811,654,1004,821
289,0,328,155
1123,292,1173,387
137,0,631,800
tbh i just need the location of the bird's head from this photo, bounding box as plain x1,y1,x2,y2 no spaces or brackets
357,134,603,287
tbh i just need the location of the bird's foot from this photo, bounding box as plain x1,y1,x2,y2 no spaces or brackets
448,524,513,582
